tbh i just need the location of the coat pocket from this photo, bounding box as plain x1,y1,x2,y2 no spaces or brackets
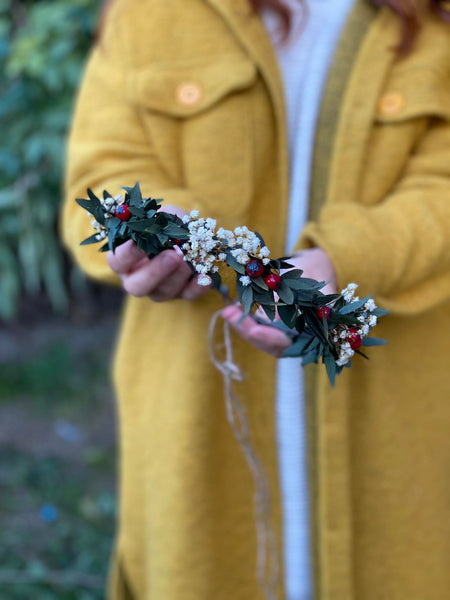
375,65,450,123
130,54,258,218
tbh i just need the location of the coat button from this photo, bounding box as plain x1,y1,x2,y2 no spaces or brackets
176,82,202,107
377,91,406,116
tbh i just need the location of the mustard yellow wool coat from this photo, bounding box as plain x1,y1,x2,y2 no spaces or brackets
62,1,450,598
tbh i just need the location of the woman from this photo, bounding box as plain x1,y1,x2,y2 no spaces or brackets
62,1,450,598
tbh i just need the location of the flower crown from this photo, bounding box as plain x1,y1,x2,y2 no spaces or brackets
77,183,387,385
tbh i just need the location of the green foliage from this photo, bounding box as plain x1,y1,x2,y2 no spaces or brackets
0,0,101,319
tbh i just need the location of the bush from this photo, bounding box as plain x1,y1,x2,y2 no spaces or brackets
0,0,101,319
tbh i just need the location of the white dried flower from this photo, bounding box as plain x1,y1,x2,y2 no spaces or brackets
368,315,377,327
239,275,251,286
365,299,376,312
197,274,212,286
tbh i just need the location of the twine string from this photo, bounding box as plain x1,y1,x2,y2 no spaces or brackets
208,310,279,600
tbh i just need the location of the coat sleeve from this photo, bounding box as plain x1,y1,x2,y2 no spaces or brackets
60,6,201,285
300,118,450,315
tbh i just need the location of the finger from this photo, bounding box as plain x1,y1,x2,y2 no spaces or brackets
122,250,184,297
222,305,292,358
107,239,147,275
179,274,211,301
148,263,193,302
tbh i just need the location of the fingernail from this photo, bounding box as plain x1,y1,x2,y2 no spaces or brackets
173,245,184,257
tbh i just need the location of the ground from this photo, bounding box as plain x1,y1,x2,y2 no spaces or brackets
0,306,120,600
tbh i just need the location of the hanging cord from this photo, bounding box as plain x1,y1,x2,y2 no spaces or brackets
208,310,279,600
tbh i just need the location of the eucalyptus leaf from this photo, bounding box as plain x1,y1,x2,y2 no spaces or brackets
323,352,337,386
242,286,253,316
80,233,102,246
339,295,371,314
277,281,295,304
278,304,298,328
361,337,387,347
281,269,303,280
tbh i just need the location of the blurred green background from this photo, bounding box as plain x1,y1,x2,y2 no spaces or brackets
0,1,121,597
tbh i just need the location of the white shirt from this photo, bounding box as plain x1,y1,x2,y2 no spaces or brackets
262,1,355,598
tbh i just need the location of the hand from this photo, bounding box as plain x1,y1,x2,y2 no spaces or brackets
107,205,210,302
222,247,337,357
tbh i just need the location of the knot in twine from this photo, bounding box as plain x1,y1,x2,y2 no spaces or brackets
208,310,279,600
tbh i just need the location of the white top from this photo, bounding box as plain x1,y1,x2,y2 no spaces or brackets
262,1,354,598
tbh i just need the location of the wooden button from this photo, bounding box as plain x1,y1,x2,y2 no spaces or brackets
377,91,406,116
176,82,202,107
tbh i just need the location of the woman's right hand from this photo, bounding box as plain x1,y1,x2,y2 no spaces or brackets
107,204,210,302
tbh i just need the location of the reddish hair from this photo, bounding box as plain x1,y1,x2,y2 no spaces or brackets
99,0,450,55
248,0,450,55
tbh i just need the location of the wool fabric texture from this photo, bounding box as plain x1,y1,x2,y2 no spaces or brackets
61,1,450,599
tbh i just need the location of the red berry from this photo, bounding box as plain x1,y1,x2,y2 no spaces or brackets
264,273,282,291
347,328,362,350
245,260,264,279
115,205,132,221
317,306,331,320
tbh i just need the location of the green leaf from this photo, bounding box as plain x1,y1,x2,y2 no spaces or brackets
254,231,266,247
372,307,389,317
339,295,371,314
127,220,160,233
287,277,325,291
124,182,143,207
278,304,298,328
76,196,105,225
361,337,388,347
282,334,312,357
323,352,337,386
241,286,253,316
252,276,269,291
277,280,295,304
87,188,99,202
261,303,276,321
210,271,222,291
281,269,303,280
80,233,101,246
226,252,246,275
164,222,189,238
294,314,306,334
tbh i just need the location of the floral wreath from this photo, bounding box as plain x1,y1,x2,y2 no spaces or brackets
77,182,387,385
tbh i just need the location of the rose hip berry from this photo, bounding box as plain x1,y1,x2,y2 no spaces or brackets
347,328,362,350
115,205,132,221
245,260,264,278
317,306,331,320
264,273,282,291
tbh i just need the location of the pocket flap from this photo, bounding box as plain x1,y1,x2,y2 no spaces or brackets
376,65,450,123
131,54,257,117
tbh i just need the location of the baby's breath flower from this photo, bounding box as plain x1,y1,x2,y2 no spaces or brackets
341,282,358,302
197,274,212,286
239,275,251,286
368,315,377,327
365,299,376,312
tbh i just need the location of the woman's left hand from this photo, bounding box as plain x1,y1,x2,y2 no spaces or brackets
222,247,337,357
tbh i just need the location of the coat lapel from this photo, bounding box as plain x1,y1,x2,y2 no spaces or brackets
328,6,399,206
